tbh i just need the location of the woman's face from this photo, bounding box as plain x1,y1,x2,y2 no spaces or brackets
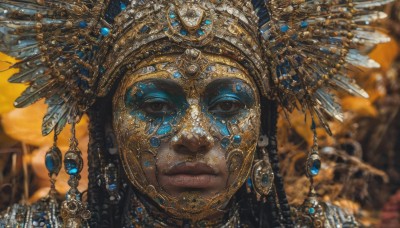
112,51,261,220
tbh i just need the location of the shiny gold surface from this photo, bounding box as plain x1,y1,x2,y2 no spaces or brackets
113,53,260,220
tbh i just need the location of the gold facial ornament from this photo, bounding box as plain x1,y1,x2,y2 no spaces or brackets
112,52,261,221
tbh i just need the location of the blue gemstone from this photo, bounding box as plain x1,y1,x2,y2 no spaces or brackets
300,21,309,28
137,207,143,213
309,207,315,214
173,71,182,78
100,27,110,36
79,68,89,76
171,21,179,27
280,25,289,33
197,29,205,36
120,2,127,11
180,29,188,36
140,25,150,33
247,178,252,188
169,13,176,19
233,135,242,144
204,19,212,25
79,21,88,28
236,84,242,91
99,66,106,74
150,137,161,148
310,159,321,176
76,51,84,58
108,183,117,191
311,120,316,130
65,159,78,175
261,174,269,187
45,154,56,173
221,138,230,149
136,111,146,120
66,191,81,201
144,161,151,167
157,124,172,135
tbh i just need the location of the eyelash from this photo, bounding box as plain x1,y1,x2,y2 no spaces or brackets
140,98,176,116
137,95,245,118
208,96,244,117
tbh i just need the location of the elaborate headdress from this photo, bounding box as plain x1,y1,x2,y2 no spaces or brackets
0,0,392,226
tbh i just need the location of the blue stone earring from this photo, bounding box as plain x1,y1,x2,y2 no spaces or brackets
45,130,62,199
251,135,274,202
296,120,325,226
60,120,91,227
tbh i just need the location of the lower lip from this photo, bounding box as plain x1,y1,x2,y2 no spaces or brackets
163,174,218,188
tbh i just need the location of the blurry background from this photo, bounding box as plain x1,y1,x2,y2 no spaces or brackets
1,3,400,228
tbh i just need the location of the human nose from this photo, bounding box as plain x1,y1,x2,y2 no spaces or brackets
171,104,214,155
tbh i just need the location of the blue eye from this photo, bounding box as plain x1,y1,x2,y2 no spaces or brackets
208,95,244,117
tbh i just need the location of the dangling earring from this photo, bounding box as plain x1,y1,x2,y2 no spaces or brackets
60,120,91,228
45,129,62,200
250,135,274,202
296,120,325,226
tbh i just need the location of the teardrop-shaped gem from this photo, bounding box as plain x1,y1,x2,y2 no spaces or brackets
310,159,321,176
307,154,321,177
64,150,83,176
45,146,62,175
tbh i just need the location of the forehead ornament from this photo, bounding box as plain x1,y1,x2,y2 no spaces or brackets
177,48,207,77
166,1,214,44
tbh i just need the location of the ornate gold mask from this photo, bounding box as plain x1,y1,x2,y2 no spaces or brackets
112,51,261,220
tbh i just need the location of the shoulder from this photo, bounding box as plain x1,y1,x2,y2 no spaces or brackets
0,198,61,227
292,201,359,227
322,202,359,227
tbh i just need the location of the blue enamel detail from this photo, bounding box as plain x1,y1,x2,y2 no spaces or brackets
140,25,150,33
150,137,161,148
157,124,172,135
169,12,176,19
180,29,188,35
197,29,205,36
173,71,182,78
247,178,252,188
144,161,151,167
221,137,230,149
236,84,242,91
309,207,315,214
204,19,212,25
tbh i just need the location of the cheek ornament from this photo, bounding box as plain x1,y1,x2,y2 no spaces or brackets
249,135,274,202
